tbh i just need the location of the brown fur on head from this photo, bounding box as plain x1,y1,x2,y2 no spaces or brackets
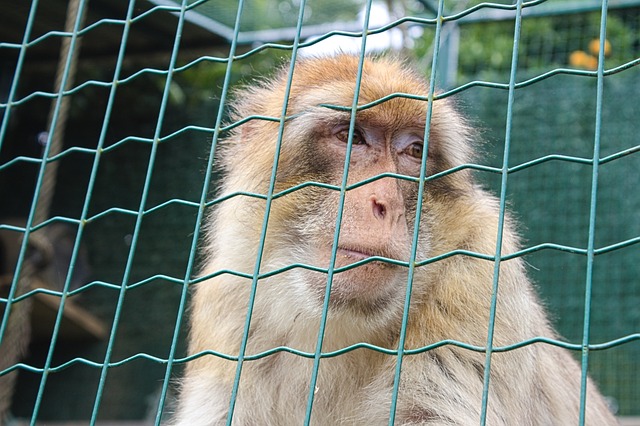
222,55,474,191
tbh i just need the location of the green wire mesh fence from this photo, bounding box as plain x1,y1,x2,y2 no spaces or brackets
0,0,639,424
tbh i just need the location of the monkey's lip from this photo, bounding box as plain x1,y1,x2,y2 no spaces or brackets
337,247,372,260
335,246,393,262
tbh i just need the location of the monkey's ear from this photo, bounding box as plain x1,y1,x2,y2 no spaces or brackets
238,121,255,142
237,118,279,143
225,98,260,142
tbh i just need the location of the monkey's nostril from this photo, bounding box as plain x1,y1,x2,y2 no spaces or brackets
371,198,387,220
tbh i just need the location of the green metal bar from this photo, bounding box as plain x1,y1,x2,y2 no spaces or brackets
9,226,636,309
302,2,374,423
388,0,445,424
579,1,609,424
88,0,189,423
435,0,545,23
0,0,40,349
2,48,636,112
0,0,90,422
479,0,524,424
224,0,308,423
11,227,636,308
0,0,39,152
439,57,640,99
154,147,629,210
5,330,639,379
169,330,640,367
455,0,640,23
594,236,640,255
152,0,248,422
4,331,639,380
599,144,640,164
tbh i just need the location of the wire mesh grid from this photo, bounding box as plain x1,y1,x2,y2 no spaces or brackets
1,0,639,424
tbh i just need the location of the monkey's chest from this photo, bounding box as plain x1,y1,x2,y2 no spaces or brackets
237,353,378,425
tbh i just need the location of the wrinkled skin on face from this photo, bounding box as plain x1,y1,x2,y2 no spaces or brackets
220,55,474,317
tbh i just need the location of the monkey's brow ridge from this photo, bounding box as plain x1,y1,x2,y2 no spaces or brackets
316,91,433,112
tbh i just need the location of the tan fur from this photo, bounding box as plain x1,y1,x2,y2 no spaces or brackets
172,56,617,425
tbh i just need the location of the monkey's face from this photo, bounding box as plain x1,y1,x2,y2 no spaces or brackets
222,56,473,318
273,108,427,315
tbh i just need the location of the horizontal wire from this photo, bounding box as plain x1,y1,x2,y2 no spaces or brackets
3,332,638,377
4,233,636,305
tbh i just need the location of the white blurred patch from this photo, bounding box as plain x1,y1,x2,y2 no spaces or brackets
299,2,410,57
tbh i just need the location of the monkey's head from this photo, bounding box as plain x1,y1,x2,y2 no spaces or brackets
215,55,476,320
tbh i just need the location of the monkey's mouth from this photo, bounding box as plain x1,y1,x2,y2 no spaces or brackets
338,247,373,260
334,246,396,269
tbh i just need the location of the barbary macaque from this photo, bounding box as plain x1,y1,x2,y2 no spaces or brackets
172,55,617,425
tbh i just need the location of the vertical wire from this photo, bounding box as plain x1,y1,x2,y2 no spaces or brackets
27,0,136,419
225,1,308,424
387,1,444,424
37,0,88,223
579,2,608,424
0,0,39,152
55,0,136,419
153,0,247,423
0,0,41,418
302,2,373,423
89,0,190,423
23,0,91,422
479,1,524,424
0,0,39,348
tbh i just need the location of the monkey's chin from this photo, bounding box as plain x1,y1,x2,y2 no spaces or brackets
308,249,407,315
331,268,405,316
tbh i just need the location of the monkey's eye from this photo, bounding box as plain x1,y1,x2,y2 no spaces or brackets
335,128,366,145
406,142,424,159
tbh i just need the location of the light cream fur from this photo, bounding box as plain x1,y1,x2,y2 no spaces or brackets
171,56,617,425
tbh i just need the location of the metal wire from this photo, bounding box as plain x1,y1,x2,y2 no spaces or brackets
302,2,375,422
579,1,610,424
152,0,248,420
479,0,524,423
388,0,445,423
1,0,639,424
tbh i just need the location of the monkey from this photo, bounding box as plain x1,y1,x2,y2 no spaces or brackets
171,55,617,425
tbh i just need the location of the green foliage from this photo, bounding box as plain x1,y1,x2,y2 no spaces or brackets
409,6,639,83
